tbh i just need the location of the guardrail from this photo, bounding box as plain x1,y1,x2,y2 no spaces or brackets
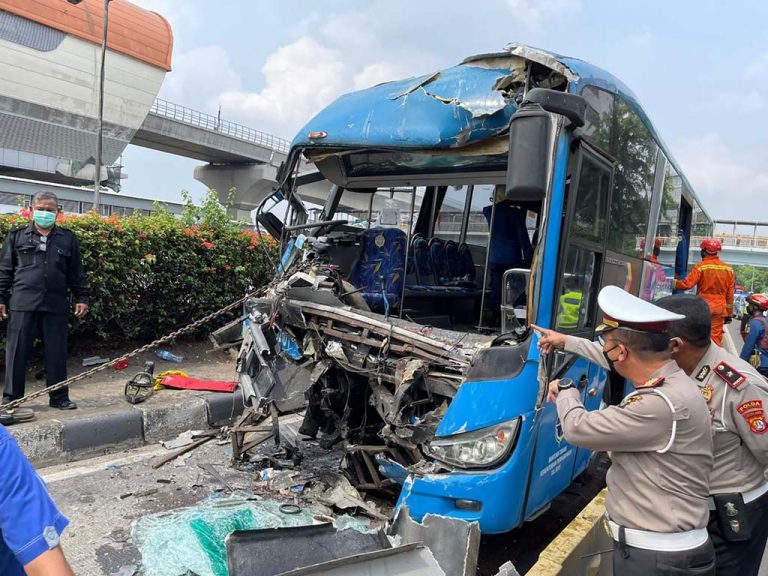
658,235,768,249
149,99,291,154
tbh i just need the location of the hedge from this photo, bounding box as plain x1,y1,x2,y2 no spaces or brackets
0,191,277,347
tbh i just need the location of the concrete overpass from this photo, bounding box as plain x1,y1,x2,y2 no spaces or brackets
0,97,333,219
659,221,768,267
133,99,309,219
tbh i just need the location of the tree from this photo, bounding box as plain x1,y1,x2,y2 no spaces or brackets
733,264,768,294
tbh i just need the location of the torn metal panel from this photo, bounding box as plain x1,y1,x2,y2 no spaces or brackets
504,43,579,83
226,523,389,576
278,543,445,576
293,42,576,155
294,63,517,151
389,505,481,576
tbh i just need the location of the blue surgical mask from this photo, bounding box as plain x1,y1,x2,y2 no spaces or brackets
33,210,56,229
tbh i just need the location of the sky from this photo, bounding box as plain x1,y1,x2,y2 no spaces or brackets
123,0,768,223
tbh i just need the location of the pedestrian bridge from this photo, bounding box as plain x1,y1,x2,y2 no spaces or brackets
659,223,768,267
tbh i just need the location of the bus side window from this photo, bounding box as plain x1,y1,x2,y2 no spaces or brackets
556,246,596,332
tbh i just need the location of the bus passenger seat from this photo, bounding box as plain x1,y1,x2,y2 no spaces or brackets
444,240,460,279
431,238,475,290
347,227,406,313
429,238,448,285
456,243,476,283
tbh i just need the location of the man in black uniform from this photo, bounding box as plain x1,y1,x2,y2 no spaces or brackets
0,192,90,410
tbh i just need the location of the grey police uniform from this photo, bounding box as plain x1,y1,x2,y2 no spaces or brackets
547,283,717,576
561,337,714,533
690,343,768,576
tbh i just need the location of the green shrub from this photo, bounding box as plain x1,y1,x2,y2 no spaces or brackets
0,190,277,347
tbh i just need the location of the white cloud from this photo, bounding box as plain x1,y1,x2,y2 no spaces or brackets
353,62,407,90
505,0,582,27
216,37,347,138
159,46,241,111
743,52,768,79
675,133,768,220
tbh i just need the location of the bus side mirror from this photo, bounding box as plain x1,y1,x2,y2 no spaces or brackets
506,89,587,200
526,88,586,128
506,102,552,200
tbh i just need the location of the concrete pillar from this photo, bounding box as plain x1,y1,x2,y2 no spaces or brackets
193,163,279,214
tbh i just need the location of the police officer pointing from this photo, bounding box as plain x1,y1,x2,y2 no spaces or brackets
0,192,90,411
656,294,768,576
536,286,715,575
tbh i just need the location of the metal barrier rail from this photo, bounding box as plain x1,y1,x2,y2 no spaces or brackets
149,99,291,154
657,235,768,249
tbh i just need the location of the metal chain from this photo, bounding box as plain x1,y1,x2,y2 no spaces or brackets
2,292,260,411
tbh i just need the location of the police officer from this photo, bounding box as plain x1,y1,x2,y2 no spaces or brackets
674,239,735,346
536,286,715,575
0,192,90,410
739,294,768,377
0,421,75,575
655,294,768,575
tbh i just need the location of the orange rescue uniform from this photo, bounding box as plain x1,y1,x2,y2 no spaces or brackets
674,255,735,345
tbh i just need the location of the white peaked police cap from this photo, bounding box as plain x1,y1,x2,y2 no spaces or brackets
596,285,685,334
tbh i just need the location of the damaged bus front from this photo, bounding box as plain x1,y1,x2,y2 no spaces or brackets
235,43,690,533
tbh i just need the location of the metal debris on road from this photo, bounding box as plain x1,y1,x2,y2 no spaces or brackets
82,356,111,367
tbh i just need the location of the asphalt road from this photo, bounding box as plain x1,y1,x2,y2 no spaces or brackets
39,438,607,575
38,322,748,575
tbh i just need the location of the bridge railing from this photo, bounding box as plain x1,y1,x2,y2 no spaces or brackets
149,99,291,154
657,235,768,249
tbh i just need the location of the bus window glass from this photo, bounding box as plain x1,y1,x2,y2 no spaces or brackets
581,86,615,153
434,186,468,243
692,200,712,238
572,153,609,243
333,188,425,230
556,245,596,332
463,184,495,249
607,98,659,256
655,159,682,266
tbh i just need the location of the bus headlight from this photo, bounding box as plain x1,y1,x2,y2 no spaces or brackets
425,418,520,469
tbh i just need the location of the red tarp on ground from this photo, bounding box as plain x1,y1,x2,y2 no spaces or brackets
159,374,238,393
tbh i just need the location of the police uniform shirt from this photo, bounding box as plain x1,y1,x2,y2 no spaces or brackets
0,425,69,574
558,336,714,532
0,224,90,314
691,343,768,494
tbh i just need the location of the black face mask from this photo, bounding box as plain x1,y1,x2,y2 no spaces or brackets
602,344,621,371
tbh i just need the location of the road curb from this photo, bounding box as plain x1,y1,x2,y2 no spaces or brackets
204,389,245,426
61,410,144,454
10,419,63,465
135,396,208,442
11,391,247,467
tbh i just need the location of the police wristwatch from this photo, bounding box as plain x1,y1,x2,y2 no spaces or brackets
557,378,575,391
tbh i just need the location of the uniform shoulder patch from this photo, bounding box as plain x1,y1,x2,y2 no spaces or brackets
737,400,768,435
713,361,746,389
620,394,644,408
695,365,711,382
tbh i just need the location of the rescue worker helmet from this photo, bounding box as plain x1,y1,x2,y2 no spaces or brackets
700,238,722,255
747,293,768,311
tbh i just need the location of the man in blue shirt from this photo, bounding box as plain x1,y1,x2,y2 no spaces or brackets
740,294,768,378
0,425,73,575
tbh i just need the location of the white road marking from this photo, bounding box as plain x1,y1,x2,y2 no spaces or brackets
40,445,166,483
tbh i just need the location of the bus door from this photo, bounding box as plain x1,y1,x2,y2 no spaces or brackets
524,143,611,518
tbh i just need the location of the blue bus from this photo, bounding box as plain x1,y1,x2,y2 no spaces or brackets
237,43,714,533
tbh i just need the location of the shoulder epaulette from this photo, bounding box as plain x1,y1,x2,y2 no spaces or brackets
644,376,665,388
695,365,711,382
714,361,746,389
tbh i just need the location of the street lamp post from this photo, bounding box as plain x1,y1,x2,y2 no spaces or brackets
67,0,110,212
